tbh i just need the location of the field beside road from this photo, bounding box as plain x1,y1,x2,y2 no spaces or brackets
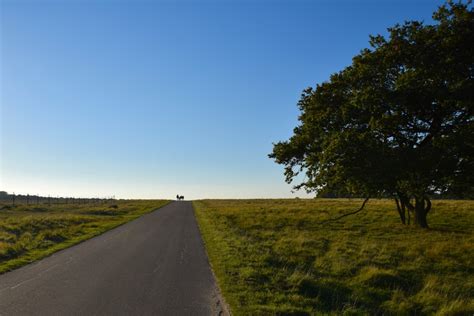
194,199,474,315
0,200,169,274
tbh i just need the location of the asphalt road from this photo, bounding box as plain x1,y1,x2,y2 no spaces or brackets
0,201,226,316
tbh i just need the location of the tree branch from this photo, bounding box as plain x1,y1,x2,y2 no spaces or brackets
320,197,370,223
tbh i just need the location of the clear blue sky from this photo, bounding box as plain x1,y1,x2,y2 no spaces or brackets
1,0,445,199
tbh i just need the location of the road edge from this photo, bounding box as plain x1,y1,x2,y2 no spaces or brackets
0,201,172,275
191,201,232,316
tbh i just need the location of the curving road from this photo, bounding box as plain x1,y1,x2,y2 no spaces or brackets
0,201,226,315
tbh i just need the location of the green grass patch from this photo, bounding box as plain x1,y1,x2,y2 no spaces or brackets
193,199,474,315
0,200,170,274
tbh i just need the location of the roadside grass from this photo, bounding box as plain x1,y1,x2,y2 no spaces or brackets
0,200,169,274
194,199,474,315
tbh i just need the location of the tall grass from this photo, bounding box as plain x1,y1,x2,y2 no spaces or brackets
194,199,474,315
0,200,169,274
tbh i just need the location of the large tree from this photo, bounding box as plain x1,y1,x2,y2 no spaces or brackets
270,1,474,228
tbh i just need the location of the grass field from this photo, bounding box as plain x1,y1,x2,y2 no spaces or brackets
0,200,169,274
194,199,474,315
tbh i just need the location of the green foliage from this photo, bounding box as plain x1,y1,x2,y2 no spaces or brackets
0,200,169,273
269,1,474,227
194,199,474,315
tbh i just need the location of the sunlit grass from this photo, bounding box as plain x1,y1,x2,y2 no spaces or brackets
194,199,474,315
0,200,169,274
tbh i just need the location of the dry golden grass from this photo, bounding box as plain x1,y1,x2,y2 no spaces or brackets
194,199,474,315
0,200,169,274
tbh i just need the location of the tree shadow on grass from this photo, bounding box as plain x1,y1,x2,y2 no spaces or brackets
298,278,353,312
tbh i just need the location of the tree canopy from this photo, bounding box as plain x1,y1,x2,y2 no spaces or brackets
270,1,474,228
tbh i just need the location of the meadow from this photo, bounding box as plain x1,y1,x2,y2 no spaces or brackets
194,199,474,315
0,200,169,274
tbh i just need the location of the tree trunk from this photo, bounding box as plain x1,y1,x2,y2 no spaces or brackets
414,197,429,229
395,193,430,228
396,192,413,225
394,197,406,224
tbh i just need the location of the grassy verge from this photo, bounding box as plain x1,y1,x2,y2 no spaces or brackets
0,200,169,274
193,199,474,315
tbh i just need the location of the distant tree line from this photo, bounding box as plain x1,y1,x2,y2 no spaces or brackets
0,191,116,206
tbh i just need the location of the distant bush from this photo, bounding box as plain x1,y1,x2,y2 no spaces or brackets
30,207,48,213
85,210,121,216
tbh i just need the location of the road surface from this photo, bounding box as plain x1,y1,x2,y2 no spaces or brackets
0,201,226,315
